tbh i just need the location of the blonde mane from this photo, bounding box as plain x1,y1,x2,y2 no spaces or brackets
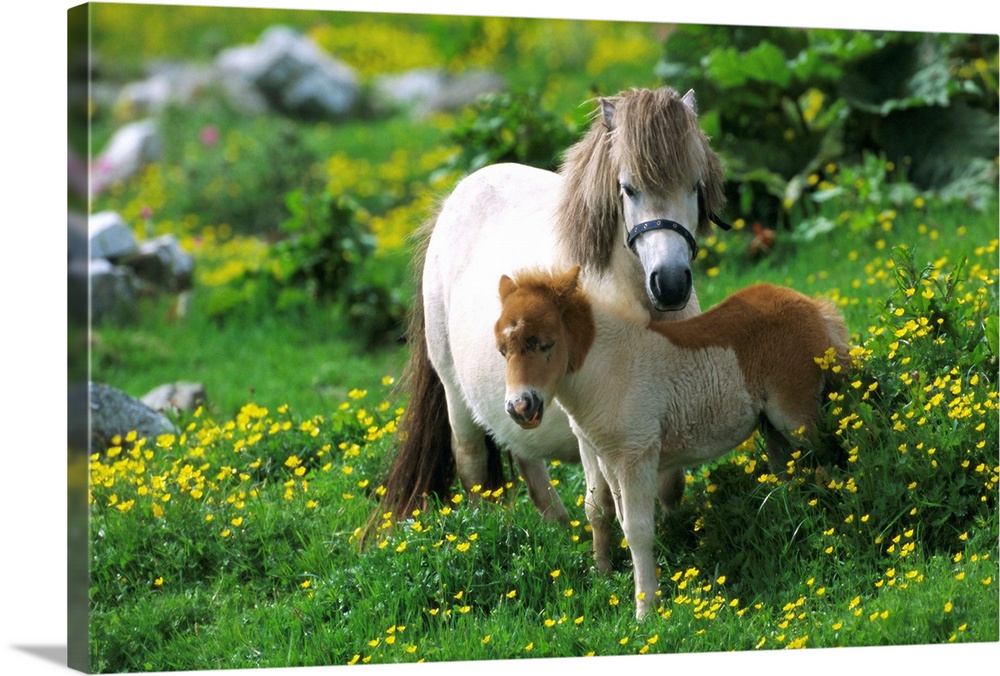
555,87,726,271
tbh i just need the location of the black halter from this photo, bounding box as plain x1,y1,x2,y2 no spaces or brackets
626,219,700,260
625,208,732,261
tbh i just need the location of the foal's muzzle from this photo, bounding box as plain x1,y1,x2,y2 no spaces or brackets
506,392,544,430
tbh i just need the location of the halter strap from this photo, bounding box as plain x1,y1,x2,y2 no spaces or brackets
626,219,699,260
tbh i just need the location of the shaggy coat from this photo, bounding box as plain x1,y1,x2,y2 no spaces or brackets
495,266,851,619
372,86,729,531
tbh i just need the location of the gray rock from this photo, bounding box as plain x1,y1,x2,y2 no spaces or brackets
89,259,142,325
115,63,215,116
373,68,506,118
89,211,137,261
92,119,162,194
89,382,177,451
215,25,360,120
141,382,207,413
130,234,194,291
68,211,88,263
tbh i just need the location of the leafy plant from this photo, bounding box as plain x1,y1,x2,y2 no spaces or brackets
272,189,376,300
657,26,999,225
154,103,321,234
438,89,582,176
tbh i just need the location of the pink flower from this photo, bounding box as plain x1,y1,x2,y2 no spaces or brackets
199,125,220,148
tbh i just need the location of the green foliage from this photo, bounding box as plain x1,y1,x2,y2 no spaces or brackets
272,190,376,300
438,89,582,175
155,104,320,234
657,26,999,224
792,152,921,242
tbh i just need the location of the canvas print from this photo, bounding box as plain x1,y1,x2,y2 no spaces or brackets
68,2,999,673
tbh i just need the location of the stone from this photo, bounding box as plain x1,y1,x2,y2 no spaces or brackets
89,259,141,325
141,382,207,413
373,68,506,118
115,62,215,117
91,119,162,194
89,211,137,261
89,382,177,452
215,25,360,120
130,234,194,291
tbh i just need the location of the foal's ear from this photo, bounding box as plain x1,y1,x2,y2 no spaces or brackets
681,89,698,114
555,265,582,298
498,274,518,301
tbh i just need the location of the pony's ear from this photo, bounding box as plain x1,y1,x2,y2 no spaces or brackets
681,89,697,114
498,274,518,301
600,97,617,129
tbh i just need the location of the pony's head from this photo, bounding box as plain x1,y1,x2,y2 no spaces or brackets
558,87,727,312
494,266,595,430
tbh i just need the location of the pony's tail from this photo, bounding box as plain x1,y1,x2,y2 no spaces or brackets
361,270,457,546
360,214,509,548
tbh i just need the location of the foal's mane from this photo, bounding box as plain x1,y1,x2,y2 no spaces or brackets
555,87,726,271
502,267,596,373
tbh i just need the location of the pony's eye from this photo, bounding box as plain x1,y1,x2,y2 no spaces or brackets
539,341,555,353
620,182,636,198
498,343,508,357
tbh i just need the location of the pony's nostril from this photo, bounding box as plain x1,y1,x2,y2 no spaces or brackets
648,265,692,311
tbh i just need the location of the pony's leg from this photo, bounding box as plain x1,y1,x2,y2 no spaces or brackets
608,450,660,620
657,466,686,511
439,382,493,497
514,456,570,525
579,443,614,573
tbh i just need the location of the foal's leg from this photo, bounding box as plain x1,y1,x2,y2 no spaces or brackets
609,450,660,620
579,443,614,573
762,396,819,478
514,456,570,525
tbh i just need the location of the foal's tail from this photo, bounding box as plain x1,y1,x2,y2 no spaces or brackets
817,298,852,380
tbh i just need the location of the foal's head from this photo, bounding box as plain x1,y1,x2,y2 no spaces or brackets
494,266,595,430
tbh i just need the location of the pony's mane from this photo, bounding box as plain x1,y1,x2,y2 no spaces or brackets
555,87,726,271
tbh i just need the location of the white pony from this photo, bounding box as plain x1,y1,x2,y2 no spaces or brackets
495,266,852,618
375,87,729,526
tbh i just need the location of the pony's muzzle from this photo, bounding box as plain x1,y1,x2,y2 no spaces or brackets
506,392,544,430
648,263,692,312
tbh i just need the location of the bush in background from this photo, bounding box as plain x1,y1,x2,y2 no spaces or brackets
657,26,999,225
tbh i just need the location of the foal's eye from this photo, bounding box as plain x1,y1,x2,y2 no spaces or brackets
539,341,555,353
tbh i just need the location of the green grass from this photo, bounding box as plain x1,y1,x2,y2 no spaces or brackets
91,296,407,417
87,198,999,672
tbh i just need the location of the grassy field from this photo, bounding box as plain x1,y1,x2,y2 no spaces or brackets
87,199,999,671
83,6,998,673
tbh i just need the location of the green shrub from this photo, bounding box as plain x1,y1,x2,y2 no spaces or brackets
157,104,320,234
437,89,582,176
657,26,999,225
